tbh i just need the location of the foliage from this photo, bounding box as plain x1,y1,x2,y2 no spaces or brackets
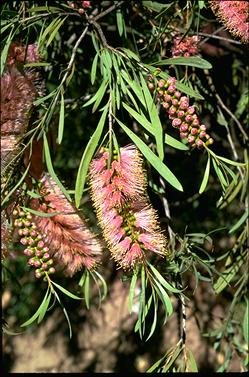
1,0,248,373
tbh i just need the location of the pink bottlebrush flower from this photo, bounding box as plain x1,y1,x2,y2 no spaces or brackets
209,1,249,44
30,173,103,276
172,35,200,57
89,145,168,270
138,232,166,255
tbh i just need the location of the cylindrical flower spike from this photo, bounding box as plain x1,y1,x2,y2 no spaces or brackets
89,145,168,270
30,172,103,276
148,76,213,148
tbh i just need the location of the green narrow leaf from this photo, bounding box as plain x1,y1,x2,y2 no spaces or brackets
115,118,183,191
46,17,67,47
1,26,15,75
120,70,146,107
83,79,108,108
165,134,189,151
21,288,50,327
84,271,90,309
38,291,52,324
146,291,158,341
155,56,212,69
75,104,108,208
21,206,61,218
122,102,153,134
129,272,138,313
57,90,65,144
199,153,210,194
53,289,72,338
120,48,140,62
212,158,228,190
229,211,248,234
34,89,57,106
43,133,71,202
92,270,108,301
187,349,198,372
243,300,249,344
91,53,99,85
116,9,123,36
216,155,246,167
162,345,183,372
51,281,82,300
148,263,182,293
92,81,109,113
139,72,164,160
153,279,173,316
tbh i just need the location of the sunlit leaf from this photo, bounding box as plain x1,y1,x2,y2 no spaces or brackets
199,153,210,194
115,118,183,191
75,103,108,207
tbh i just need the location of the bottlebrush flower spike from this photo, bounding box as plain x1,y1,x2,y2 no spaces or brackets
30,173,102,276
89,145,167,270
209,1,249,44
172,35,200,57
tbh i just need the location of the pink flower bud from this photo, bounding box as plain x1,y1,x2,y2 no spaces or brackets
188,106,195,114
13,209,18,217
23,228,30,236
34,260,41,268
192,118,199,126
157,89,164,97
43,253,50,260
158,79,165,88
177,110,185,118
36,234,42,241
35,250,43,257
19,210,25,217
164,94,172,102
41,263,48,270
174,91,181,98
43,246,49,253
185,114,192,122
24,221,31,227
180,132,188,139
18,229,23,236
17,221,23,228
28,238,35,245
35,270,42,279
37,240,45,249
48,267,55,274
24,248,33,256
167,77,176,85
172,118,182,128
167,84,176,93
20,237,28,245
78,8,85,14
169,106,177,116
179,101,189,110
30,230,37,237
191,127,198,135
26,213,32,220
200,124,206,131
162,102,170,109
199,131,206,138
187,136,195,144
180,124,188,132
172,98,178,106
196,139,203,147
28,258,35,266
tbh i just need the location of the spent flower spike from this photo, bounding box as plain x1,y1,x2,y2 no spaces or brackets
89,145,167,270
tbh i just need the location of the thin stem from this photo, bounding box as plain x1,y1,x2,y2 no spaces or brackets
159,177,175,251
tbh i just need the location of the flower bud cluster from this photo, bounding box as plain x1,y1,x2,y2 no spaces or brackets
89,145,167,270
68,1,91,14
13,207,55,279
172,35,200,57
148,77,213,148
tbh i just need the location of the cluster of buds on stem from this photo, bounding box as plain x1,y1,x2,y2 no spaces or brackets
67,1,91,14
89,145,167,270
172,35,200,57
148,77,213,148
13,206,55,279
